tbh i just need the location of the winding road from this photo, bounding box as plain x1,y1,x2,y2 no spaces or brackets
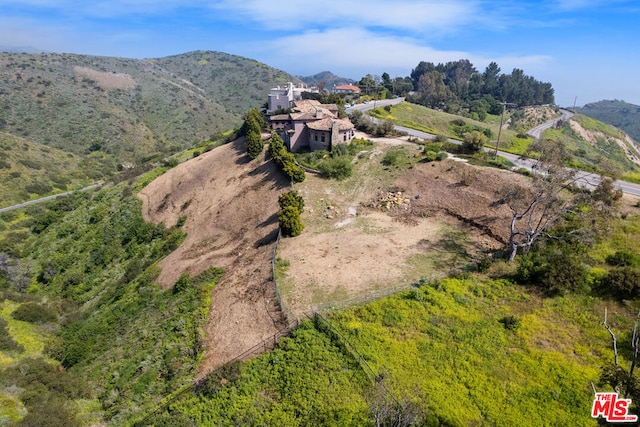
0,183,102,213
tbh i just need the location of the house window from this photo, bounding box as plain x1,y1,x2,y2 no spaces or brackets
343,133,347,142
321,134,325,142
314,134,318,141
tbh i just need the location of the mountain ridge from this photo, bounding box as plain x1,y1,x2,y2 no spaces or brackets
576,99,640,144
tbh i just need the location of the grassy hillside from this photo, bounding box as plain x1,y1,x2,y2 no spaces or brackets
576,100,640,144
0,176,224,425
0,132,95,208
0,50,292,163
371,102,640,177
542,113,640,178
368,101,533,153
148,276,630,426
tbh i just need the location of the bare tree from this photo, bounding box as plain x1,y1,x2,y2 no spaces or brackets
368,378,424,427
0,253,31,292
600,308,640,400
497,140,579,261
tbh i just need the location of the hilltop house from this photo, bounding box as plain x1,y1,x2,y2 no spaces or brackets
267,82,319,115
333,84,361,94
270,99,355,152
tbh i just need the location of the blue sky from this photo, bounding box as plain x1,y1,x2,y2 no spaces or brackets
1,0,638,107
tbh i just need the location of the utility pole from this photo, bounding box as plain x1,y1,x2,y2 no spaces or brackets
494,101,516,158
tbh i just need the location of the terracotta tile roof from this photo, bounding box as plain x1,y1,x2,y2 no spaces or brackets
334,84,361,92
306,118,354,132
269,114,290,121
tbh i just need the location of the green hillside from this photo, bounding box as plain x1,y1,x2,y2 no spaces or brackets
145,277,628,426
370,102,640,177
0,132,95,208
576,100,640,144
0,50,292,164
0,179,222,425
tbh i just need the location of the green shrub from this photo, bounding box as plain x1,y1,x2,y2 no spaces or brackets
424,150,437,162
435,151,448,161
602,266,640,299
498,315,520,331
0,317,25,352
11,302,58,323
331,142,349,157
278,190,305,213
173,273,191,294
245,128,264,159
25,182,53,195
517,244,590,295
317,157,353,180
462,131,487,153
605,250,639,267
278,206,304,237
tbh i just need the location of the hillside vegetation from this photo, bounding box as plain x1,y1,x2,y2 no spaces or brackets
0,178,223,425
2,131,640,424
0,50,294,196
0,132,94,208
147,277,630,426
576,100,640,144
543,114,640,178
369,102,640,178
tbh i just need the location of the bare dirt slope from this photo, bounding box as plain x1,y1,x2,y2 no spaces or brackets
138,138,290,376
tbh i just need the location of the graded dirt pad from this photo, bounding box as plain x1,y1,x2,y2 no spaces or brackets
277,138,522,317
138,139,290,376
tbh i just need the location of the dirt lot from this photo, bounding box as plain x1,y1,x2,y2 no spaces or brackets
138,134,535,375
277,138,526,316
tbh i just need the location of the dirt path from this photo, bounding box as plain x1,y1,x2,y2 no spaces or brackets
138,139,289,376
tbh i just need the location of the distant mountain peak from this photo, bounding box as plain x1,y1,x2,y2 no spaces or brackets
297,71,354,88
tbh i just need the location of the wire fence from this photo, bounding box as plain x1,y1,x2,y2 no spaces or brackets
312,275,446,314
272,228,298,324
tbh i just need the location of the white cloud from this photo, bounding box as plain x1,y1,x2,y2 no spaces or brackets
253,27,552,79
213,0,480,32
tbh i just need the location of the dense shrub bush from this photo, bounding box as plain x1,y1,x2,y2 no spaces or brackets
278,190,305,213
269,133,305,183
0,317,25,352
424,150,437,162
278,206,304,237
11,302,58,323
317,157,353,180
602,266,640,299
605,250,639,267
516,244,590,295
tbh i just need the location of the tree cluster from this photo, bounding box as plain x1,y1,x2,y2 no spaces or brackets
242,108,265,159
407,60,554,112
277,190,305,237
268,132,305,183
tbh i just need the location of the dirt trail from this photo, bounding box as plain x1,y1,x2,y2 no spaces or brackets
138,139,289,376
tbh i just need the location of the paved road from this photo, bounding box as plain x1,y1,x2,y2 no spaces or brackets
0,183,102,214
382,106,640,197
346,97,405,114
526,108,574,139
